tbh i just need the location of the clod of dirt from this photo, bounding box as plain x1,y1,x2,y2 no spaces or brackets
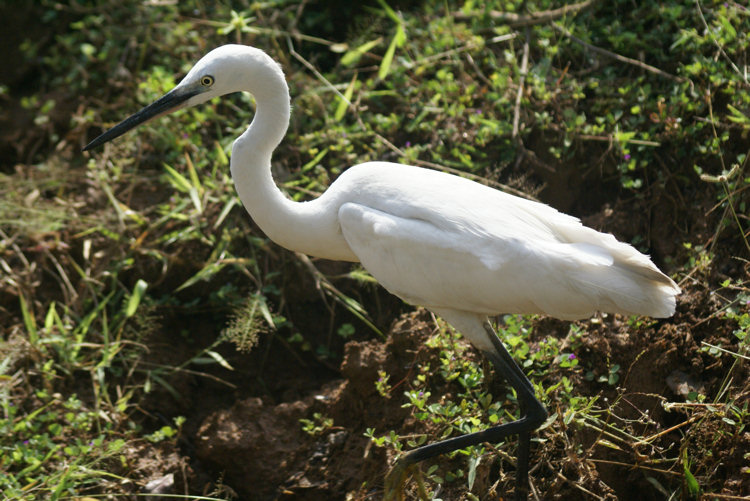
112,440,189,497
144,473,174,496
666,369,705,398
196,397,313,499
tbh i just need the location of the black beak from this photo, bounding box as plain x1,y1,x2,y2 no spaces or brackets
83,86,200,151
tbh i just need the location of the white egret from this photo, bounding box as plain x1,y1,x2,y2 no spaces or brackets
84,45,680,500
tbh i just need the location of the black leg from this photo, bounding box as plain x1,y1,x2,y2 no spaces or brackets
516,431,531,499
384,321,546,501
482,322,534,394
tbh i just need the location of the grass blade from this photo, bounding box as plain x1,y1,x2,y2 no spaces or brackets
335,74,357,122
126,279,148,318
206,349,235,370
379,23,406,80
163,163,193,193
341,38,382,66
19,291,38,345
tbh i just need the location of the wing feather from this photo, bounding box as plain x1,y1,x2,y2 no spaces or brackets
333,162,679,319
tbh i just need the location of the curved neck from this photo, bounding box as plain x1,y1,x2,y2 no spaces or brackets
230,82,297,248
229,56,356,261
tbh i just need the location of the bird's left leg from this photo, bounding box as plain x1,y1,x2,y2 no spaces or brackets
384,315,546,501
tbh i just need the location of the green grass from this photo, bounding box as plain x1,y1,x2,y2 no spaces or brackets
1,0,748,499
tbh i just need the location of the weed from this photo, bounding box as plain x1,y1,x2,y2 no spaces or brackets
300,412,334,436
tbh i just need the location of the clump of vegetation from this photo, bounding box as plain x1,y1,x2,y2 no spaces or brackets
1,0,748,499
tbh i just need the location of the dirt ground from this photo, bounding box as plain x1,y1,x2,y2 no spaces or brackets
124,286,748,500
125,215,749,501
109,171,748,500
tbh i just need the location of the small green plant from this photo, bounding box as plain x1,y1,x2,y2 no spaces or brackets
375,370,392,398
221,293,272,353
364,428,405,451
300,412,334,436
145,416,186,443
0,391,129,499
337,322,356,339
585,362,621,386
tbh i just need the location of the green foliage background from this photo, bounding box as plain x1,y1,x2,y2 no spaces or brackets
0,0,748,499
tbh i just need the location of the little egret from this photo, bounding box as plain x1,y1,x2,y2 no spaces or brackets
84,45,680,500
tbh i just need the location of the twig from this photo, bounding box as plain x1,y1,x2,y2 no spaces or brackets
552,23,685,82
519,147,557,173
43,247,78,305
635,416,697,445
453,0,600,28
287,38,352,107
511,29,556,173
694,0,746,84
186,17,337,48
700,341,750,361
587,458,681,477
138,361,238,388
577,134,660,147
403,33,517,69
512,28,530,140
550,468,606,500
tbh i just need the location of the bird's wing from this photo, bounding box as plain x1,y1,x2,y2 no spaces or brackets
338,202,599,319
335,163,678,319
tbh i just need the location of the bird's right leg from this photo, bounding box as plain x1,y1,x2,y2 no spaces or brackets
481,320,542,500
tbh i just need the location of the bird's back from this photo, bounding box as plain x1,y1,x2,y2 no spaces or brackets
332,162,679,320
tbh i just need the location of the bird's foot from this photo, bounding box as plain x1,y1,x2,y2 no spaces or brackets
383,459,428,501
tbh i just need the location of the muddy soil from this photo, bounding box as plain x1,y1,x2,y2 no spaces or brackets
128,279,748,500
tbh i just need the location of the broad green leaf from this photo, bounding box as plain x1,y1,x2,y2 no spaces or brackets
727,104,750,126
467,455,479,490
719,16,737,41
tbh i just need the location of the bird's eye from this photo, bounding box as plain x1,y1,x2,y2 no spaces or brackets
201,75,215,87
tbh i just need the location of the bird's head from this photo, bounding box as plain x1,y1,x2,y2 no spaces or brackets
83,44,282,151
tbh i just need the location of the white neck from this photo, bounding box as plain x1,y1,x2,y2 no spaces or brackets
229,53,357,262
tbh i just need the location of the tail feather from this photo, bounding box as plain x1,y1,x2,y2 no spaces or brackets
557,224,680,318
598,265,678,318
